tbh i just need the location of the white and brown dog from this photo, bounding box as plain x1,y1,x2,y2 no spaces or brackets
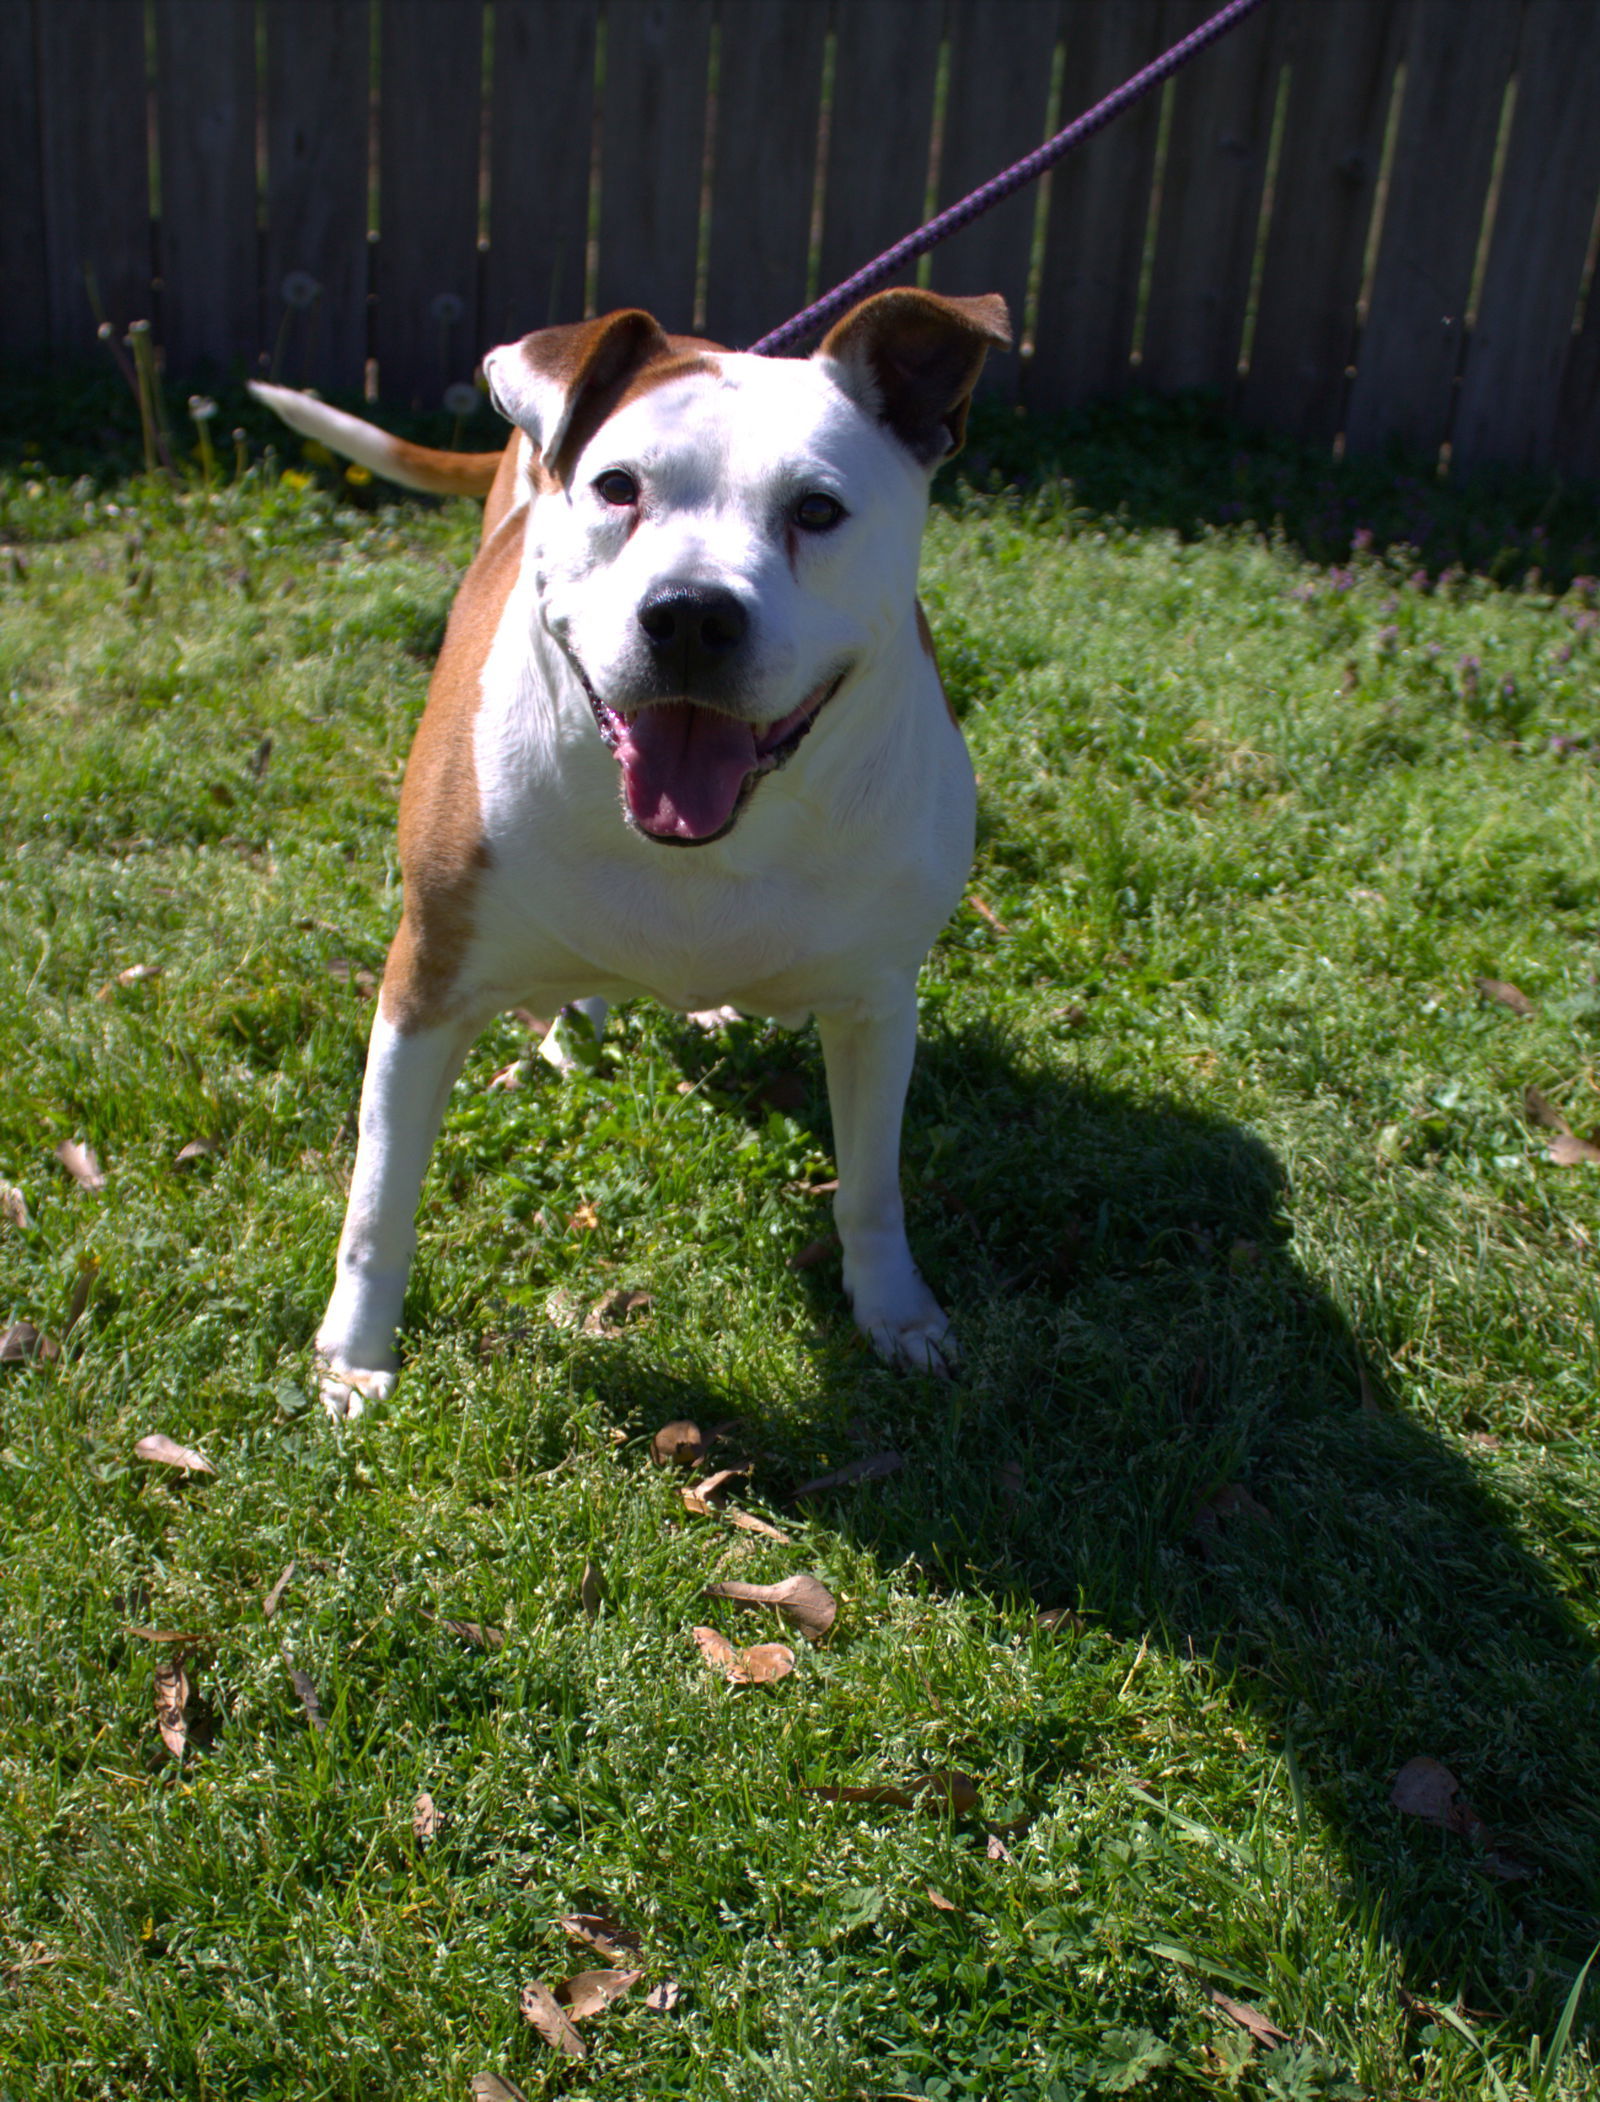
251,287,1010,1417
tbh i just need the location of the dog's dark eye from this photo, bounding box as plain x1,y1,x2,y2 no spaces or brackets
794,492,846,533
593,469,639,507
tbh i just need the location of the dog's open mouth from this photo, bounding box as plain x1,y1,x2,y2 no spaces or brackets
585,671,847,844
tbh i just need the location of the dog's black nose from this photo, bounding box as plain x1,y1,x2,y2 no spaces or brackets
636,582,749,678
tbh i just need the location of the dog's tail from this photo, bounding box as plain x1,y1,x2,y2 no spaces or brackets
248,381,504,498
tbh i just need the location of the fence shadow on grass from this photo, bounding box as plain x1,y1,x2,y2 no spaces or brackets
590,1009,1600,2049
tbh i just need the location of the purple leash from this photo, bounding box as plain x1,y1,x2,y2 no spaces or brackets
750,0,1273,356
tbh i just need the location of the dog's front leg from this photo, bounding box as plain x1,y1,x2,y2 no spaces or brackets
316,1007,479,1418
818,986,953,1373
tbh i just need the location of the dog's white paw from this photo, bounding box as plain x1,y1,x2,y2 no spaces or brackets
316,1360,397,1421
848,1262,957,1376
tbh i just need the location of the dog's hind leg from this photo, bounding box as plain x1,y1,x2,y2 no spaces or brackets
316,1007,481,1419
536,996,610,1072
817,985,954,1374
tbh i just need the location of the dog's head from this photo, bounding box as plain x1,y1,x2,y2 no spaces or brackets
482,289,1010,845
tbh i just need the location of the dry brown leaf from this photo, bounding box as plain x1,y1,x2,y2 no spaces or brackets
703,1573,837,1640
1210,1991,1288,2046
568,1200,600,1232
469,2077,534,2102
510,1007,550,1036
438,1618,504,1650
413,1792,440,1842
519,1980,585,2060
326,958,378,997
644,1978,682,2013
807,1770,980,1816
55,1140,105,1192
1189,1483,1270,1554
288,1663,325,1733
0,1180,32,1230
558,1912,643,1963
720,1505,793,1544
134,1433,216,1477
556,1967,643,2018
986,1832,1013,1863
1,1321,60,1364
786,1235,838,1271
1390,1756,1479,1837
1525,1085,1568,1132
690,1465,750,1502
262,1562,295,1618
154,1658,189,1758
174,1138,218,1167
1474,976,1536,1017
967,894,1010,936
118,962,163,986
651,1419,706,1468
1549,1132,1600,1167
63,1259,97,1337
125,1626,212,1643
584,1287,654,1334
691,1626,795,1685
808,1782,917,1809
580,1558,605,1620
926,1887,959,1912
791,1450,904,1499
487,1060,527,1091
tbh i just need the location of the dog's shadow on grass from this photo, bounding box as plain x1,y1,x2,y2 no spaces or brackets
589,1011,1600,2038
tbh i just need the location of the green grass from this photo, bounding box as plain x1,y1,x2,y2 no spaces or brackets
2,375,1599,2100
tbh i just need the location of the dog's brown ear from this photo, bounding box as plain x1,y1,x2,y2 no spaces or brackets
817,289,1012,464
483,310,675,482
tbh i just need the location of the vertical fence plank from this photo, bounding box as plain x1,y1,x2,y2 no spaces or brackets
930,0,1060,354
1030,0,1169,415
264,0,371,394
155,0,258,378
703,0,828,349
0,0,48,361
1237,0,1410,446
1343,0,1520,460
375,0,485,408
595,0,713,331
485,0,598,346
1453,0,1600,473
817,0,941,311
1138,0,1275,398
36,0,150,346
1556,272,1600,487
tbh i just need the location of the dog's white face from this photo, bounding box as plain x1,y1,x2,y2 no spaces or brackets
524,356,931,845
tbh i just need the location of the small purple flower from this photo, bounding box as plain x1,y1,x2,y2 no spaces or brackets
1501,675,1518,702
1425,642,1441,659
1328,567,1355,592
1375,624,1400,654
1573,576,1597,601
1574,609,1599,637
1291,580,1316,603
1352,526,1374,554
1408,569,1429,593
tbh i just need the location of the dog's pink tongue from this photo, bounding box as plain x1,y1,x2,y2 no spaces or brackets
615,702,758,840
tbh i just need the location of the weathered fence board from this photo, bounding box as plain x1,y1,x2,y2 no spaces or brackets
1556,272,1600,488
1452,0,1600,473
1138,0,1276,397
595,0,713,331
1342,0,1520,461
484,0,598,347
154,0,259,380
263,0,372,392
703,0,828,349
1238,0,1410,445
36,0,150,346
929,0,1060,391
1030,0,1169,413
376,0,485,407
0,0,49,362
816,0,941,310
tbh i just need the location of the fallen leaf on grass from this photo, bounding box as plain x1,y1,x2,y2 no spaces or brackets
644,1978,682,2013
651,1418,706,1468
689,1465,749,1502
487,1060,528,1091
986,1833,1013,1863
1391,1756,1480,1837
1,1321,60,1364
584,1287,654,1334
154,1659,189,1758
125,1626,213,1643
1035,1607,1084,1634
63,1259,97,1336
1524,1086,1566,1131
519,1980,585,2059
1210,1991,1288,2047
680,1487,792,1541
556,1968,642,2017
287,1663,325,1733
470,2078,533,2102
967,895,1010,936
791,1451,904,1499
1548,1132,1600,1167
262,1562,295,1618
787,1235,838,1271
808,1769,980,1816
437,1618,504,1650
692,1626,795,1684
413,1792,440,1842
1474,977,1536,1017
134,1433,216,1477
0,1181,32,1230
580,1558,605,1620
559,1912,643,1963
55,1141,105,1192
926,1887,959,1913
173,1138,218,1168
326,958,378,998
568,1200,599,1232
1189,1482,1270,1555
703,1573,837,1639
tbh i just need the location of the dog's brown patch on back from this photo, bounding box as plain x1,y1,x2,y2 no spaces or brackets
481,434,525,538
382,505,523,1032
916,600,959,730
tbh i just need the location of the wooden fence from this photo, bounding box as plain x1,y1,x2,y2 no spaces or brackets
3,0,1599,478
